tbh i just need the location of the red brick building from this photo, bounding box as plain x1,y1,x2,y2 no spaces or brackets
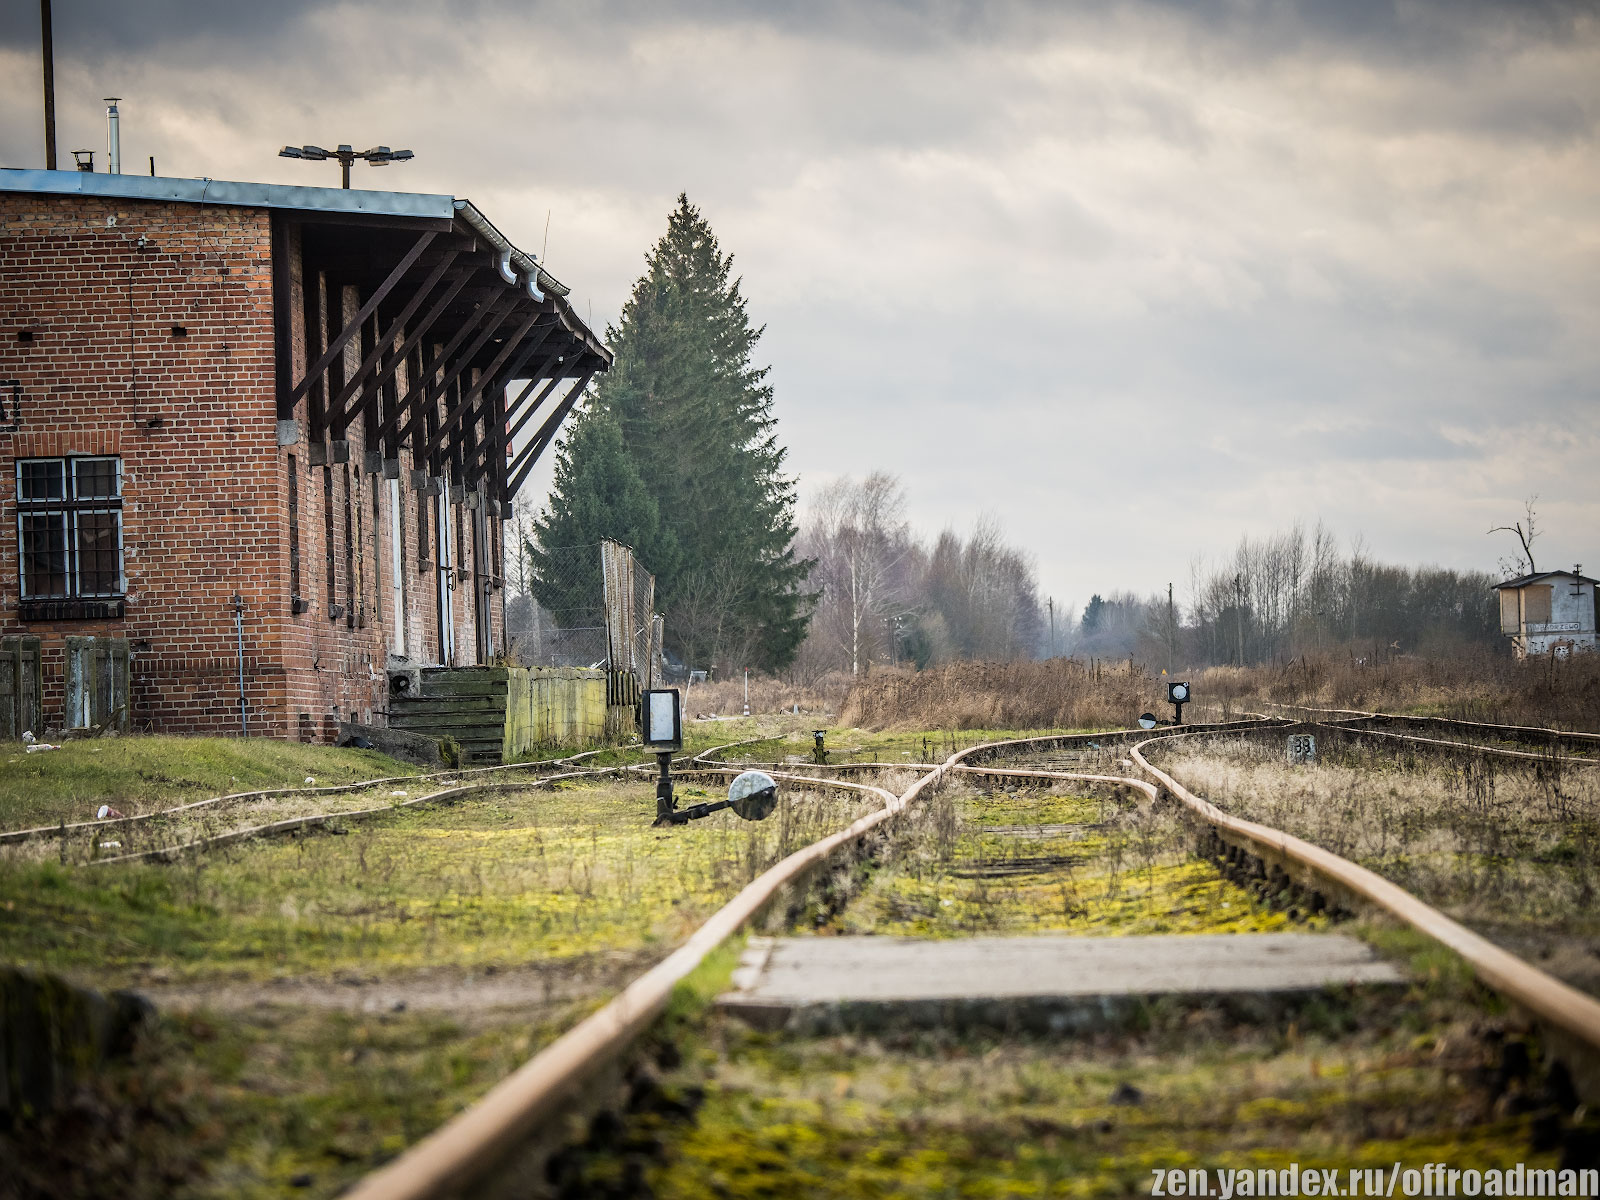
0,169,608,740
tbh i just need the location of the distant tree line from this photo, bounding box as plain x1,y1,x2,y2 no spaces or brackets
1073,522,1503,667
791,472,1044,680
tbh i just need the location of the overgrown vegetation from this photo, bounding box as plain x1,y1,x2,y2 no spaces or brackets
0,774,879,1199
825,779,1304,938
841,658,1165,731
1151,731,1600,996
838,651,1600,734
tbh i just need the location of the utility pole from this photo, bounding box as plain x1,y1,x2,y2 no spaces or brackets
40,0,56,170
1234,573,1245,667
1048,598,1056,659
1167,582,1176,675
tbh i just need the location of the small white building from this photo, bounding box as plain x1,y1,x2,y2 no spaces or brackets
1493,568,1598,658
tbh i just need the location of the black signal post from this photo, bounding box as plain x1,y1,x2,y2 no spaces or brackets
643,689,683,825
1167,680,1191,724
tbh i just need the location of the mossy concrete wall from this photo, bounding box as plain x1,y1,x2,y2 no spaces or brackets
504,667,609,756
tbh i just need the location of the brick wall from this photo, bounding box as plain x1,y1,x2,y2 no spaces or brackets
0,191,506,741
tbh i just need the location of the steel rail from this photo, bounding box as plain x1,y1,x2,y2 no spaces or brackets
341,759,957,1200
1124,728,1600,1102
341,710,1597,1199
0,748,611,847
88,767,627,867
1305,720,1599,768
1258,701,1600,750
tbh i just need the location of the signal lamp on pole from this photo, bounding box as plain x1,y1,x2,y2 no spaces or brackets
1166,680,1191,724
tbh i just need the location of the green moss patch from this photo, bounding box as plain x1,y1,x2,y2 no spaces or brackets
827,784,1305,939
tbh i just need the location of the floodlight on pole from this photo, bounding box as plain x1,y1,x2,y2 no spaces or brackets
278,142,414,189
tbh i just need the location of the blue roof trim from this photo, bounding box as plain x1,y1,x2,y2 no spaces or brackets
0,168,455,220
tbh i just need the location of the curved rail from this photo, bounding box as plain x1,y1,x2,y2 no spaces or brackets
1124,728,1600,1101
342,760,954,1200
341,713,1600,1198
1305,720,1598,767
0,747,611,847
88,766,627,867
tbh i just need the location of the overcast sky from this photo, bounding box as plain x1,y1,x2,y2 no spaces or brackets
4,0,1597,617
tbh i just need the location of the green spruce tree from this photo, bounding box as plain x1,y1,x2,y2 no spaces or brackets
527,406,675,627
533,194,811,671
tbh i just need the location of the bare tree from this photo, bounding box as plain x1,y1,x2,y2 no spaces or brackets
1489,495,1540,576
802,473,917,675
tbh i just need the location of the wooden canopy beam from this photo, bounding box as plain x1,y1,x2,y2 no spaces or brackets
463,352,567,478
390,291,522,450
504,370,596,501
324,249,459,431
286,229,436,411
423,314,549,458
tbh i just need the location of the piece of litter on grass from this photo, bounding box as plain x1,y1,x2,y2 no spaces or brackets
25,743,58,753
95,804,126,820
390,790,407,798
99,841,121,850
304,776,316,786
940,898,954,908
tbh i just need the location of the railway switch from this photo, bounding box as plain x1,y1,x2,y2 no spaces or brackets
656,770,779,827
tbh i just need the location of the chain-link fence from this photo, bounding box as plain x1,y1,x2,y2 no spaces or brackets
507,539,660,683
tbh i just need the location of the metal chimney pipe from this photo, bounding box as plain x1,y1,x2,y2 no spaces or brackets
105,97,121,174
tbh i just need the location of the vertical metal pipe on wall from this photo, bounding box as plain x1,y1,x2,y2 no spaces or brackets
232,593,248,736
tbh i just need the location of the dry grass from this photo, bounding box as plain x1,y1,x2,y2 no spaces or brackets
1151,731,1600,995
681,671,851,719
1199,649,1600,731
832,650,1600,734
840,660,1201,732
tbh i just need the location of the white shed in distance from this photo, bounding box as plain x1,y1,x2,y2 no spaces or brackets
1493,568,1598,658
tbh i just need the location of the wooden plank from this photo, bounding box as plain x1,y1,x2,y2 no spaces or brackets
0,638,16,739
505,370,596,500
392,293,523,448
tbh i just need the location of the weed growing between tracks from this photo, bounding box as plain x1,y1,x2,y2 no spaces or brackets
0,777,881,1200
822,779,1310,938
572,933,1570,1199
1153,735,1600,996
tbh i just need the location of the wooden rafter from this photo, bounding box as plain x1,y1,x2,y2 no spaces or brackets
324,249,459,431
379,289,518,450
423,314,549,457
504,370,596,500
388,294,518,454
287,230,436,411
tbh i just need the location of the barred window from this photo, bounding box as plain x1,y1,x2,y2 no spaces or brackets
16,457,124,600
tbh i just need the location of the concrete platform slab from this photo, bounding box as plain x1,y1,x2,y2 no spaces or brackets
719,933,1405,1034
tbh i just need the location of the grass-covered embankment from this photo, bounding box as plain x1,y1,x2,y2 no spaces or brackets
0,735,420,831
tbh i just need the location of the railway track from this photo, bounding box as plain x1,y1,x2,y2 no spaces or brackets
328,713,1600,1200
0,736,784,864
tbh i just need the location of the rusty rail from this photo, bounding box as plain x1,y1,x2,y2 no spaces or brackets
1123,728,1600,1102
340,713,1600,1197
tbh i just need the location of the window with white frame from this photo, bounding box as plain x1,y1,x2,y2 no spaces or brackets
16,457,125,600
